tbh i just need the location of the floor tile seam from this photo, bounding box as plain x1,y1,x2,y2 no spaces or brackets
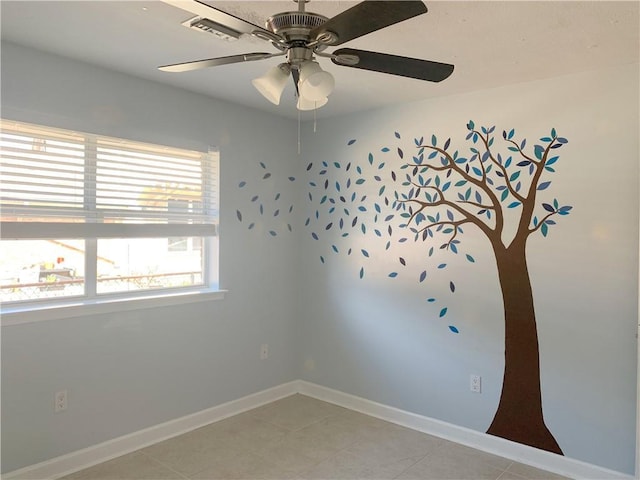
138,450,191,479
429,442,515,472
388,453,429,480
276,412,347,433
248,446,330,476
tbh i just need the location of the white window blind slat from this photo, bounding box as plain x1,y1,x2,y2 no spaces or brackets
0,120,219,227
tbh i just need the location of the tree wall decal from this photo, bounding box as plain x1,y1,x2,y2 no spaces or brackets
236,121,572,454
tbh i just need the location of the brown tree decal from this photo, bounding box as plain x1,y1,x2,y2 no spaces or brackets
236,122,572,454
397,122,571,454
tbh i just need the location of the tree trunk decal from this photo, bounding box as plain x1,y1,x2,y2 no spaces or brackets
235,122,572,454
488,242,562,454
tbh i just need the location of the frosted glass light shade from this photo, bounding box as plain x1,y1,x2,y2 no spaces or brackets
296,95,328,111
299,61,335,101
252,64,291,105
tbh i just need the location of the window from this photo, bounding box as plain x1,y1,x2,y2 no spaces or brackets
0,119,219,312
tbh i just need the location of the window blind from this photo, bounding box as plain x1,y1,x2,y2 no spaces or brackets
0,119,219,239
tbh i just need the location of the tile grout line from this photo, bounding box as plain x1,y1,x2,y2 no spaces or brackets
139,450,190,479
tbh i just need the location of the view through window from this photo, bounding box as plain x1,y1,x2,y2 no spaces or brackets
0,119,219,306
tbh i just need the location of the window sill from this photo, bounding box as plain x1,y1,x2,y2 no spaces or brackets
1,289,227,326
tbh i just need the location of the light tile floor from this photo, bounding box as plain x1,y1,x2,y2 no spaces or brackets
61,394,570,480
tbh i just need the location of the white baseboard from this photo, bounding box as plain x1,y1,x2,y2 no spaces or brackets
4,379,633,480
297,380,634,480
2,381,299,480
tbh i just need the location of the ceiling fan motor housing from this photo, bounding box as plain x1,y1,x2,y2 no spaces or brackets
266,11,328,43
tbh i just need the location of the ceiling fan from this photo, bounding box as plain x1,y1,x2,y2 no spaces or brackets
160,0,454,110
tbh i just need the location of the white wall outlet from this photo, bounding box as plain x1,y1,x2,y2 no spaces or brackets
260,343,269,360
54,390,68,412
470,375,482,393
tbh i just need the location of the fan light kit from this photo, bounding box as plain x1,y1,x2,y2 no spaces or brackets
161,0,455,111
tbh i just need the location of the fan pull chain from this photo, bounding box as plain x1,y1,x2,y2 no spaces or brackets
313,103,317,133
297,107,301,155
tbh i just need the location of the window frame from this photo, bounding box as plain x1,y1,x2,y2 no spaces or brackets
0,120,223,324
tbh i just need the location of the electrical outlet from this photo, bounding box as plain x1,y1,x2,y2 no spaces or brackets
470,375,481,393
54,390,68,413
260,344,269,360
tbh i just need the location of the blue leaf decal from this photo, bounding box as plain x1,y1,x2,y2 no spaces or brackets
236,210,242,222
361,249,370,258
388,272,398,278
359,267,364,279
332,245,339,253
466,254,475,263
269,231,277,236
311,232,319,240
507,201,520,208
537,181,551,191
288,176,296,182
419,271,427,282
238,181,247,188
427,298,436,302
448,326,459,334
263,173,271,179
259,162,266,169
381,147,390,152
395,131,401,139
320,256,325,264
347,139,356,145
439,307,448,317
450,281,455,293
542,203,555,212
438,263,447,269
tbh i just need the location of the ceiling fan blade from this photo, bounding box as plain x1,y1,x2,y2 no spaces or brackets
162,0,275,38
159,52,276,72
310,1,427,46
332,48,454,82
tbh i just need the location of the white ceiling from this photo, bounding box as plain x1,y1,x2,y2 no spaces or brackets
1,1,638,120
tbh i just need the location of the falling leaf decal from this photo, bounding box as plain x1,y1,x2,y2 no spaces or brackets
359,267,364,279
361,249,370,258
427,298,436,303
388,272,398,278
236,210,242,222
419,271,427,283
466,254,475,263
347,139,356,145
448,326,459,334
269,231,277,236
450,281,455,293
238,181,247,188
439,307,448,317
248,223,255,230
263,173,271,179
288,176,296,182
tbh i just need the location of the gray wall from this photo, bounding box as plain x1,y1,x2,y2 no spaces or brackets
0,42,301,473
295,64,639,474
